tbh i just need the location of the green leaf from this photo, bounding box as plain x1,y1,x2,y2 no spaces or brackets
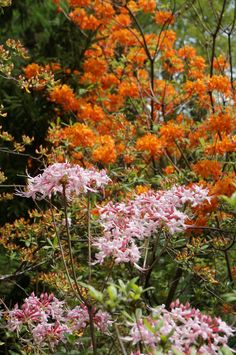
107,284,117,300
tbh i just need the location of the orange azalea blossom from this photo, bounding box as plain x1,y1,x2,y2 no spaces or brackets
119,80,140,98
60,123,96,148
159,120,186,146
49,84,79,112
84,43,103,57
92,135,117,164
94,0,115,21
136,133,163,156
68,0,91,6
112,14,132,30
137,0,156,13
206,111,236,134
162,52,184,74
163,165,175,175
45,62,61,72
71,151,84,162
24,63,44,79
184,79,206,97
213,55,229,72
155,11,175,25
192,160,222,180
127,48,147,67
205,134,236,155
101,74,120,90
80,103,106,123
83,57,108,78
135,185,151,194
178,45,196,59
126,0,139,12
188,56,206,79
208,75,231,96
103,93,124,112
69,8,100,30
188,126,207,148
111,28,139,46
124,154,135,164
158,30,176,51
185,214,209,234
211,175,236,197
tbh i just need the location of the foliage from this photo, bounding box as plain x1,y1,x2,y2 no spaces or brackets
0,0,236,354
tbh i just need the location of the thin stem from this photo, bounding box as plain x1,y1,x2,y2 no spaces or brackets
165,267,183,309
50,207,82,301
224,250,233,283
61,186,88,303
88,305,97,355
174,139,191,170
115,324,128,355
87,192,92,282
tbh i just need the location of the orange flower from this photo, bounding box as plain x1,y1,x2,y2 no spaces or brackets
101,74,120,90
124,154,135,164
178,46,196,59
94,0,115,21
83,57,108,78
211,175,236,197
103,94,124,112
68,0,91,6
136,133,163,156
119,80,139,98
60,123,96,148
69,8,100,30
135,185,150,194
24,63,43,78
206,111,235,134
111,29,139,46
159,30,176,50
155,11,174,25
213,55,229,72
192,160,222,180
163,165,175,175
92,135,117,164
205,135,236,155
113,14,131,30
137,0,156,13
49,85,79,112
159,120,185,146
208,75,231,96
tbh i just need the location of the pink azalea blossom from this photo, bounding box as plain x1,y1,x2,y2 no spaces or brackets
94,185,211,264
7,293,112,349
7,293,65,332
16,162,110,200
32,321,71,347
128,301,234,354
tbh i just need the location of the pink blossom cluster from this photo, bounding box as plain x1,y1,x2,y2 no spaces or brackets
128,300,234,354
16,162,110,200
7,292,111,348
94,185,211,264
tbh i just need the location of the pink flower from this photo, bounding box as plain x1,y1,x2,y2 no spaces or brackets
127,301,234,354
7,293,112,349
94,185,211,264
66,305,90,331
16,163,110,200
32,321,71,347
7,293,65,332
93,310,113,333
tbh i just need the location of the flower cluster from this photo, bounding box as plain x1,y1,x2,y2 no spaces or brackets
16,163,110,200
94,185,211,264
128,300,234,354
7,293,111,348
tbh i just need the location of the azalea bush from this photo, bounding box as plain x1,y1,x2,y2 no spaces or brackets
0,0,236,354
